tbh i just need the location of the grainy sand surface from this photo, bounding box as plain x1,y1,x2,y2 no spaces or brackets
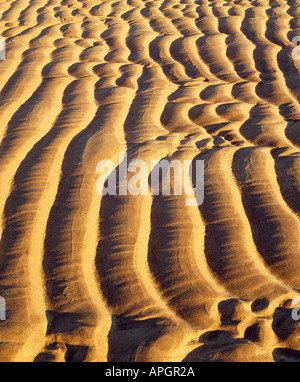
0,0,300,362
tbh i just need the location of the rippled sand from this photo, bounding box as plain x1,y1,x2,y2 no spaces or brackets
0,0,300,362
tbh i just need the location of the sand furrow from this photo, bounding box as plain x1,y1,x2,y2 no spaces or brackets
0,32,56,142
96,148,199,361
147,150,228,328
42,65,133,361
0,68,99,361
232,147,300,289
198,146,292,300
0,54,73,241
274,152,300,217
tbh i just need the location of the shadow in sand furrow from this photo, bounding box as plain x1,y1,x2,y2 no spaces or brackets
169,36,215,81
0,40,79,247
0,74,99,361
97,186,197,361
149,35,189,83
273,348,300,362
18,0,43,26
100,18,129,63
107,314,196,362
123,64,172,145
182,330,263,362
265,4,290,47
147,195,221,328
195,35,241,82
96,81,198,360
146,149,227,328
285,119,300,147
232,147,300,289
141,3,179,36
42,62,139,361
196,146,291,300
0,27,60,141
239,102,295,148
273,151,300,217
1,0,30,21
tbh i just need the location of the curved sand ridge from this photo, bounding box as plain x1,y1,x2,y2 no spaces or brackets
0,0,300,362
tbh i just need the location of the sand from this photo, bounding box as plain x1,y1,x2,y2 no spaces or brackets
0,0,299,362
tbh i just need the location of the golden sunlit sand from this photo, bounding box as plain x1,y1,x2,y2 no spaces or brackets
0,0,300,362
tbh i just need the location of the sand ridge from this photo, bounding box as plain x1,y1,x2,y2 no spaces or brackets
0,0,299,362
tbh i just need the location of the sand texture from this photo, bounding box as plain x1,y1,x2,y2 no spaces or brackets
0,0,300,362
